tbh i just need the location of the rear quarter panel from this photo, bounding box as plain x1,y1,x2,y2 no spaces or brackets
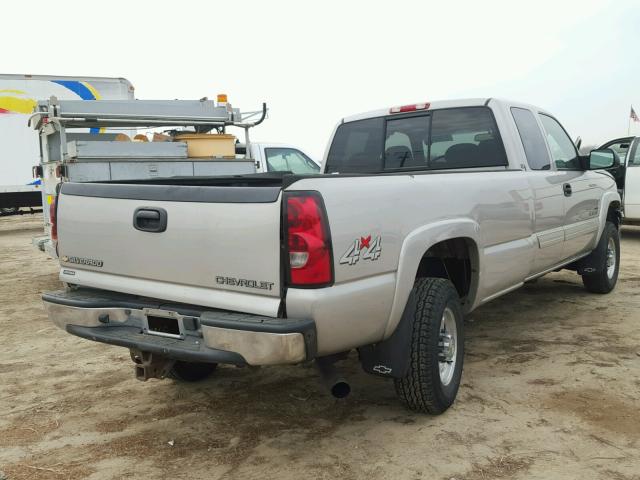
286,171,534,353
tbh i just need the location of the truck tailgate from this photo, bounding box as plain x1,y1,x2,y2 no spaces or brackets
56,182,283,316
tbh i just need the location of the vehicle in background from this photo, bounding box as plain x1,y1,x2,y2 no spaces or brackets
241,143,319,174
598,136,640,224
0,74,134,214
42,98,621,414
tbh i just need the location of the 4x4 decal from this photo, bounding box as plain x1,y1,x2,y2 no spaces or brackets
339,235,382,265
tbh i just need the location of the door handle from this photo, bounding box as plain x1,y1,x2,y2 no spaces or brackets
563,183,572,197
133,207,168,232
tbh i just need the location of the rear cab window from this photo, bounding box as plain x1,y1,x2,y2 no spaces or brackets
325,106,507,174
325,118,385,173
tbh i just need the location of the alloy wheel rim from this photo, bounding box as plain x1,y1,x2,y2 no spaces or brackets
606,237,616,279
438,307,457,386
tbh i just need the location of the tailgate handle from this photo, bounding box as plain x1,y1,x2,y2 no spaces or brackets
133,207,167,233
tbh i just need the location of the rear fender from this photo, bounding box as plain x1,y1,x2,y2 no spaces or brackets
383,219,481,339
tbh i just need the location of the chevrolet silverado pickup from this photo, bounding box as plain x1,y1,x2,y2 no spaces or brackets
43,98,622,414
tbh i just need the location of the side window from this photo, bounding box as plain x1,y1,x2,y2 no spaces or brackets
384,115,430,169
264,148,319,174
602,140,631,161
511,107,551,170
264,150,287,171
539,114,580,170
628,140,640,166
325,118,384,173
429,107,507,169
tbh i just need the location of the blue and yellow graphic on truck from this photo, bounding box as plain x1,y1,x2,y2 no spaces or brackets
0,80,103,133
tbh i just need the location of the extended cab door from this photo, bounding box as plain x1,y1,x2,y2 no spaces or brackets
511,107,565,273
599,136,633,191
624,138,640,220
538,114,600,259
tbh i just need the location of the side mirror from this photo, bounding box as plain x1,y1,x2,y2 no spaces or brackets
586,148,619,170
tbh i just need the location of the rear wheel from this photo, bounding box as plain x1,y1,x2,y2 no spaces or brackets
168,361,217,382
394,277,464,414
581,221,620,294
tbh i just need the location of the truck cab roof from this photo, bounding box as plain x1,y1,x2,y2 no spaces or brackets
341,98,553,124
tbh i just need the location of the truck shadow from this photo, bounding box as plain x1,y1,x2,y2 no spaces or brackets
141,271,596,430
621,225,640,240
14,267,628,477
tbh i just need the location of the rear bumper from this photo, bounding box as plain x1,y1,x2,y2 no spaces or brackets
42,288,316,366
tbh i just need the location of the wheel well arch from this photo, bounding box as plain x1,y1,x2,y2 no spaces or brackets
415,237,480,308
606,200,621,228
383,221,481,340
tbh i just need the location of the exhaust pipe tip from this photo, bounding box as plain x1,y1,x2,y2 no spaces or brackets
330,380,351,399
316,356,351,399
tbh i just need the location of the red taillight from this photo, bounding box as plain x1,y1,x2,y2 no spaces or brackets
389,102,430,114
285,192,332,287
49,197,58,241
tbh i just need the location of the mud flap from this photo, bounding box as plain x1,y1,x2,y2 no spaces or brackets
358,291,415,379
571,221,618,275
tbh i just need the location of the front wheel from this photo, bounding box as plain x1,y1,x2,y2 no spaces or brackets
581,221,620,294
394,277,464,414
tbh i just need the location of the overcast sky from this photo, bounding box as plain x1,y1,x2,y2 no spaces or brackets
3,0,639,158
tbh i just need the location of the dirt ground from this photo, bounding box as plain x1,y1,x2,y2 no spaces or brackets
0,214,638,480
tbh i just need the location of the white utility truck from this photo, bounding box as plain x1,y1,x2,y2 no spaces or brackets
0,74,133,214
42,98,621,414
30,96,318,255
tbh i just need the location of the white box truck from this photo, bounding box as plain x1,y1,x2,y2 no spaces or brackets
0,74,134,214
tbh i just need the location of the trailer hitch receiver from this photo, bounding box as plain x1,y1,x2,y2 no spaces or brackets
130,349,175,381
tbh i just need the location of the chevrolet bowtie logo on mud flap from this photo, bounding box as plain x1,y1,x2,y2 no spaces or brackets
340,235,382,266
215,276,274,291
373,365,392,375
61,256,104,267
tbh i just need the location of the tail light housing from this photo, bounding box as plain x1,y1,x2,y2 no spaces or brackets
49,196,58,241
284,192,333,287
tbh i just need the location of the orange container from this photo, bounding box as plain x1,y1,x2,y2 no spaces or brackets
174,133,236,158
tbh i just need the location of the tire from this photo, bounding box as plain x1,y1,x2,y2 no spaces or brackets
581,221,620,294
394,277,464,414
168,361,217,382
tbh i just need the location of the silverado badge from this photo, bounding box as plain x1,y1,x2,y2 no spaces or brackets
61,255,104,267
